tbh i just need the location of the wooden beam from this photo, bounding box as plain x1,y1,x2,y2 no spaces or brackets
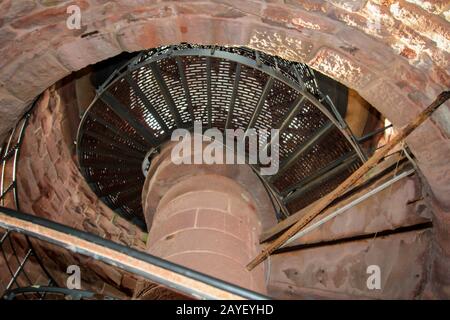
261,152,405,242
247,91,450,270
280,167,416,249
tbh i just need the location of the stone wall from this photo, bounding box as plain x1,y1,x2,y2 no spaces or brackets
0,0,448,208
15,86,147,297
267,172,439,299
0,0,449,299
269,229,432,299
282,174,432,248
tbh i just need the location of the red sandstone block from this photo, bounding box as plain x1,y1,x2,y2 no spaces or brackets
211,0,265,16
0,22,73,70
56,33,122,71
10,1,89,29
0,52,70,102
263,4,338,32
309,47,375,90
168,251,253,291
247,24,316,62
172,1,233,18
329,1,448,72
30,193,62,220
118,1,176,20
328,0,367,12
97,215,123,237
42,154,58,184
113,214,135,233
18,159,42,201
228,192,259,220
116,18,179,53
406,126,450,203
46,139,66,167
82,218,102,236
40,110,54,136
0,27,17,51
428,64,450,89
250,263,267,294
262,4,294,26
150,228,251,265
379,62,430,99
269,229,431,299
0,89,26,141
224,212,242,239
115,233,134,247
158,190,229,218
158,172,250,209
358,77,420,126
0,0,37,25
181,15,264,47
389,1,449,51
18,134,36,160
18,178,40,203
148,209,197,245
196,208,226,230
335,27,398,71
284,0,328,12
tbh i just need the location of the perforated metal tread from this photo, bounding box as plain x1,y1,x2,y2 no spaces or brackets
77,44,365,229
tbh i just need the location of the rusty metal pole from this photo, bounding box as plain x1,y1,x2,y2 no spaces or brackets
247,91,450,271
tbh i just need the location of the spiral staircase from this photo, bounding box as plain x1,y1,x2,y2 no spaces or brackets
76,44,367,230
0,44,389,300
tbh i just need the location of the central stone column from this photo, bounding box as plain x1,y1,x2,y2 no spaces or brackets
139,137,272,296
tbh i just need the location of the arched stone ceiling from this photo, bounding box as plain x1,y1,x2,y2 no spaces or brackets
0,0,449,206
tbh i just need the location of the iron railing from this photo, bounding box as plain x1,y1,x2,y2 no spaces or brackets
0,106,57,299
0,104,115,300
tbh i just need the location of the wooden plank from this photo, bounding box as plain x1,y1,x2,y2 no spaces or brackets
247,91,449,270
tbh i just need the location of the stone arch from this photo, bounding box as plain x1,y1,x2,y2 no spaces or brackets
0,0,448,206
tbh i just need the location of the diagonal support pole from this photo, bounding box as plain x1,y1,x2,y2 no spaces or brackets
247,91,450,270
0,206,267,300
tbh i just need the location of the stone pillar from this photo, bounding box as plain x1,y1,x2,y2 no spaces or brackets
140,139,271,295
